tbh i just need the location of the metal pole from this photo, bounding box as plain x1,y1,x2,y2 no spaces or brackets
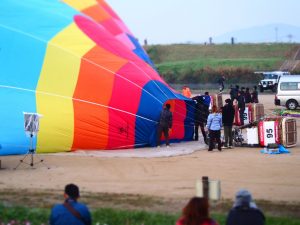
202,176,209,199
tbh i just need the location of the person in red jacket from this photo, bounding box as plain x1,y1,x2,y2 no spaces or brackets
176,197,219,225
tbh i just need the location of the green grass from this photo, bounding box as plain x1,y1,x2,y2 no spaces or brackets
147,43,299,64
157,57,282,72
146,43,299,84
1,205,300,225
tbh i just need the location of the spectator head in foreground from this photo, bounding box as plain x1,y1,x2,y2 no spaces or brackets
50,183,92,225
65,183,80,200
226,189,265,225
176,197,219,225
233,189,257,208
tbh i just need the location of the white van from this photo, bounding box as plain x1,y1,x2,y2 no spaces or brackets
275,75,300,110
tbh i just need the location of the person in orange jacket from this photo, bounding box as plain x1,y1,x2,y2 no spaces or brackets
182,86,192,98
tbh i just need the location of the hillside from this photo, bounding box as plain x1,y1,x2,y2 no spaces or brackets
214,23,300,43
145,43,300,85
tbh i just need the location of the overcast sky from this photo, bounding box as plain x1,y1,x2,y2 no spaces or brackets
107,0,300,44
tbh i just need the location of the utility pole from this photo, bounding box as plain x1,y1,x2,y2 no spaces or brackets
287,34,293,43
275,27,278,43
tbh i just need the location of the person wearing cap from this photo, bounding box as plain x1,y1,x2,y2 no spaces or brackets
222,99,235,148
226,189,265,225
50,183,92,225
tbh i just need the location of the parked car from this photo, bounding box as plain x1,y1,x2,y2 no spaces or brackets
258,71,290,93
275,75,300,110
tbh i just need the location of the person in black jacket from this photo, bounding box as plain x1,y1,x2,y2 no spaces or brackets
237,91,246,126
157,103,173,147
251,86,259,103
192,95,209,144
226,189,265,225
222,99,235,148
218,76,225,93
244,87,252,103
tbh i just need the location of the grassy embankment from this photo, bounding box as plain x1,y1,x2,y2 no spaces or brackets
1,205,300,225
146,43,299,88
1,190,299,225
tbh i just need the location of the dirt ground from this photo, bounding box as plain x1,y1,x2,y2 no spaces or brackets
0,94,300,214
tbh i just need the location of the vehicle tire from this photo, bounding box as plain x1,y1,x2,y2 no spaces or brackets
286,100,298,110
272,84,277,93
259,87,264,93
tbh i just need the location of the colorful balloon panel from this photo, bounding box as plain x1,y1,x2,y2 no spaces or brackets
0,0,194,155
63,0,155,67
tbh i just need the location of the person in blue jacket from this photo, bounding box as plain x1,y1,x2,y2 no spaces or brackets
206,105,222,151
50,184,92,225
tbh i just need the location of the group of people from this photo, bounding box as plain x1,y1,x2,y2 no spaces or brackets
177,189,265,225
50,184,265,225
230,85,259,126
157,83,259,149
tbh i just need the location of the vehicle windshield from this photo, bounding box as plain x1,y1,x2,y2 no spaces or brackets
263,74,278,79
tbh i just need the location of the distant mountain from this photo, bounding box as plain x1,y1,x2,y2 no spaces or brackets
214,23,300,43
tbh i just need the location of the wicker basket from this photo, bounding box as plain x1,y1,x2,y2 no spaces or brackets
258,117,297,147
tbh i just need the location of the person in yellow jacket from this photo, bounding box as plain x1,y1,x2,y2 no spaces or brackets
182,86,192,98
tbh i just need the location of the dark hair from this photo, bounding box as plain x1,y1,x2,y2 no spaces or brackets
181,197,210,225
225,98,232,104
205,91,209,95
65,183,80,199
166,104,171,109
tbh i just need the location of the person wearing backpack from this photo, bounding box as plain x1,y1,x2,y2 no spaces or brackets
157,103,173,147
206,105,222,151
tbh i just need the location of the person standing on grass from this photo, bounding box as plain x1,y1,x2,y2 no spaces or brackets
157,103,173,148
206,105,222,151
222,99,235,148
218,76,225,93
226,189,265,225
50,183,91,225
176,197,219,225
